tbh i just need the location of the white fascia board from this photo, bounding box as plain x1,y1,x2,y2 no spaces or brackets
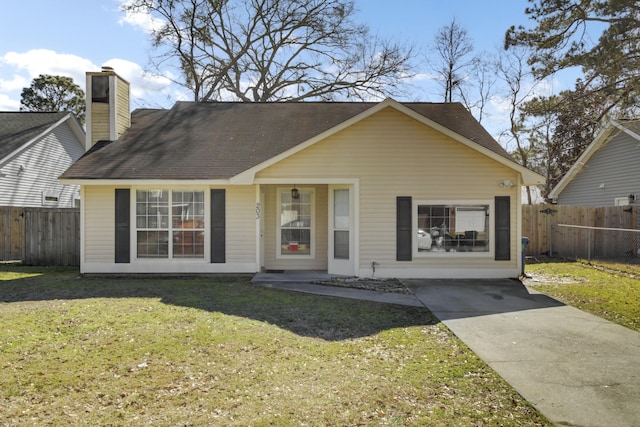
548,123,620,200
612,119,640,142
65,114,86,145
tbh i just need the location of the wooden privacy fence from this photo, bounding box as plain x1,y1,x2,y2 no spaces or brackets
0,207,80,266
522,205,640,260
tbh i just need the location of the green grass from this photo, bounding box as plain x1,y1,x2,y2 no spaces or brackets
0,266,549,426
526,260,640,332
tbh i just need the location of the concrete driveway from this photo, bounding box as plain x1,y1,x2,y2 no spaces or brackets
405,279,640,427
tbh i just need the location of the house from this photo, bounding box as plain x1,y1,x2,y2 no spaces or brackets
549,120,640,206
0,111,85,207
60,68,544,278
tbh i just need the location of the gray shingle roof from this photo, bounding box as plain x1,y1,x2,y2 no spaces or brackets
0,112,70,161
61,101,513,180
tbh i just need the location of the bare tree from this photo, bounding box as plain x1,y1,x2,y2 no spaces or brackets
457,54,496,124
496,45,543,204
123,0,413,102
430,18,476,103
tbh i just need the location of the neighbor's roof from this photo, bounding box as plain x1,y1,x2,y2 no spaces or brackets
0,111,73,162
548,119,640,200
61,100,522,181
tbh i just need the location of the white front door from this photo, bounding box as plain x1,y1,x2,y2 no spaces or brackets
328,186,355,276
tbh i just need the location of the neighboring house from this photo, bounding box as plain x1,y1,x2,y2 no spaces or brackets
0,111,85,207
549,120,640,206
60,68,544,278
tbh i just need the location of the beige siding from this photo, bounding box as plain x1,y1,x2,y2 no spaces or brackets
224,186,257,263
116,76,130,138
82,185,257,270
84,186,115,263
90,103,110,146
257,107,520,274
262,185,328,270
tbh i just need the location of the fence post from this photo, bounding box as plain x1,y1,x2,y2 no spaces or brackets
549,221,553,256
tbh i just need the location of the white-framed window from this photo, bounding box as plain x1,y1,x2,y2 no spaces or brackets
42,190,60,206
135,189,205,259
614,197,630,206
277,188,314,258
415,201,491,255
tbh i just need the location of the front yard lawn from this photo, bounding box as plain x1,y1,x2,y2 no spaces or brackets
0,266,549,426
525,260,640,332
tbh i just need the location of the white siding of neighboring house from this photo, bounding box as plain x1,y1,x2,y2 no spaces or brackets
257,107,520,278
82,185,257,274
556,131,640,206
0,121,84,208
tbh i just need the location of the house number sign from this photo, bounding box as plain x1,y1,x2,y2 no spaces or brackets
256,203,261,219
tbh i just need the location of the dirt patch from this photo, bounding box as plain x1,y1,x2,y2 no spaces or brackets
314,277,411,294
522,272,587,286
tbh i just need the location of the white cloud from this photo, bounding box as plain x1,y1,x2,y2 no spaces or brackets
0,49,96,110
0,93,20,110
407,72,438,82
0,74,28,92
117,0,165,34
102,57,183,108
1,49,96,90
0,49,182,111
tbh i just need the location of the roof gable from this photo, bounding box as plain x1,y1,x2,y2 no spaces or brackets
61,99,542,184
232,99,543,184
0,112,84,164
548,120,640,200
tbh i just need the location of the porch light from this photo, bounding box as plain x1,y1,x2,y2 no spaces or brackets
629,194,635,204
291,186,299,200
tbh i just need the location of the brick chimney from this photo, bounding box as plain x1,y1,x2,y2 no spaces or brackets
85,66,130,150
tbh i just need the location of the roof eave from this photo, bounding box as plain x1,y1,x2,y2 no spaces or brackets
58,178,232,186
547,122,625,200
0,113,85,167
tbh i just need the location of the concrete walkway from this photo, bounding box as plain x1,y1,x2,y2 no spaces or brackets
405,279,640,427
256,275,640,427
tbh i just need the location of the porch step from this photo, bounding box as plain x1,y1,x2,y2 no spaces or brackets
251,270,338,284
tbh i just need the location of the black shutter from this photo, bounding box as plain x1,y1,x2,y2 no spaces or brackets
211,189,226,263
115,189,130,263
396,196,412,261
495,196,511,260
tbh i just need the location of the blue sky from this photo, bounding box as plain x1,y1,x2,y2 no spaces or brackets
0,0,575,142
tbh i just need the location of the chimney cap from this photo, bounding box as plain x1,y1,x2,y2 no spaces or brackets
101,66,114,72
